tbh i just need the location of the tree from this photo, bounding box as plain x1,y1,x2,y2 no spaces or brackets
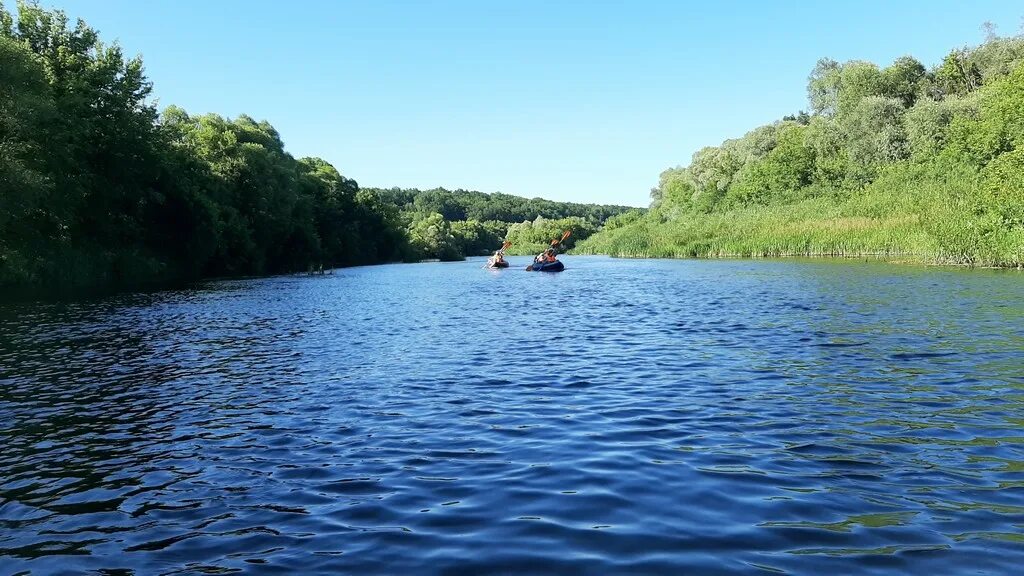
408,212,461,261
808,57,842,116
657,168,700,212
935,49,982,96
843,96,909,182
881,55,927,108
904,95,978,160
836,61,885,118
451,219,503,256
946,62,1024,166
0,35,53,285
412,189,467,221
689,146,741,197
1,1,426,294
805,116,848,190
782,111,811,124
967,35,1024,85
727,124,815,206
2,0,167,287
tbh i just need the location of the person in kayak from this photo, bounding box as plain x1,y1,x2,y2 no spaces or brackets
535,248,557,263
489,250,506,267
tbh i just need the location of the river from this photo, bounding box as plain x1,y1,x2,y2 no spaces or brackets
1,256,1022,574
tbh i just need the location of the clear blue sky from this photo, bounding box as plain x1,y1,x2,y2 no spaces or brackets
17,0,1024,206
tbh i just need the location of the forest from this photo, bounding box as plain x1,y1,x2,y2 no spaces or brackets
579,27,1024,267
0,2,633,295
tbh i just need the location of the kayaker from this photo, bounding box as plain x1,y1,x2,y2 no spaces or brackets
489,251,506,266
536,248,556,263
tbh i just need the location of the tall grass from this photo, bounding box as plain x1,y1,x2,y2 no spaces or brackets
577,161,1024,268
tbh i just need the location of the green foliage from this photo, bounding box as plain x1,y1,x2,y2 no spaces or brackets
836,61,885,117
0,2,409,293
504,217,597,255
0,34,53,284
656,168,697,211
372,186,638,261
407,213,461,261
1,0,168,289
602,209,645,231
945,63,1024,165
728,124,815,205
842,96,909,182
689,145,741,197
412,189,467,221
979,148,1024,229
1,1,640,293
371,186,636,226
808,57,841,116
588,30,1024,268
881,55,927,108
955,35,1024,86
804,116,848,189
406,216,505,261
905,94,979,159
935,50,982,97
450,219,505,257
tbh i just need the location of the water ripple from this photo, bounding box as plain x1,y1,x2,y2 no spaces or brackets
1,257,1023,574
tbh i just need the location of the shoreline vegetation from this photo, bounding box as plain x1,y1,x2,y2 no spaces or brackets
578,29,1024,269
0,2,634,297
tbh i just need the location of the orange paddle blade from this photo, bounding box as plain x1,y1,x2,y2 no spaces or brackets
550,230,571,246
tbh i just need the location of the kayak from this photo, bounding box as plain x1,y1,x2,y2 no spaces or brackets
487,260,509,268
527,260,564,272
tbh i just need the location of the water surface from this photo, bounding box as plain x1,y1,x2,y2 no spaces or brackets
2,257,1023,574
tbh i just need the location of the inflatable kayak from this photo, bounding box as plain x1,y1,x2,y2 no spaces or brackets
527,260,564,272
487,260,509,268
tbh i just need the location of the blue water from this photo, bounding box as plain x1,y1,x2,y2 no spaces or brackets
2,256,1023,574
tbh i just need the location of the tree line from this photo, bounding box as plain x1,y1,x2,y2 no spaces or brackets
0,2,636,295
581,25,1024,266
366,186,637,260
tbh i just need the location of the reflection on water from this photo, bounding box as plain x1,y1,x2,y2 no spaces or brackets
2,257,1023,574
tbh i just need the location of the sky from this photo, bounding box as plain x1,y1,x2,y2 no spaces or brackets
14,0,1023,206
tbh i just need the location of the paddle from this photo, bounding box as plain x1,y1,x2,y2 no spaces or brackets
550,229,571,251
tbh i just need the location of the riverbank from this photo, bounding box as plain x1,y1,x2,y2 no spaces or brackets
577,164,1024,269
